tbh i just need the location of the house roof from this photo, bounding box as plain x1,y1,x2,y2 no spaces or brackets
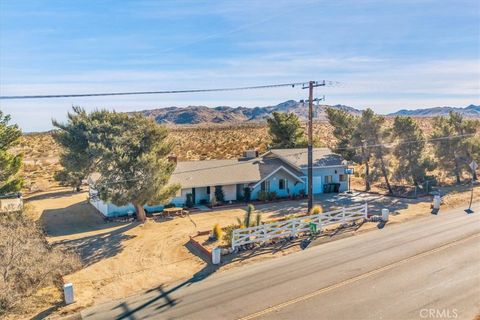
169,157,303,189
87,148,345,190
268,148,345,168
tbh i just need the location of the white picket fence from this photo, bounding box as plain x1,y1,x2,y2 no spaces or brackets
231,203,368,250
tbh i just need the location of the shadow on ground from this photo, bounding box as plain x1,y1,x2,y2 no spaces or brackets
25,189,80,202
53,223,138,267
40,200,123,237
85,261,220,319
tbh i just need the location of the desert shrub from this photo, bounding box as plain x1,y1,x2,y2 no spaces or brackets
258,191,268,201
282,214,297,221
222,224,239,247
214,186,225,203
244,204,255,227
235,217,244,228
268,191,277,201
311,205,323,215
210,196,217,207
243,187,251,202
212,223,222,240
0,207,80,315
185,193,194,208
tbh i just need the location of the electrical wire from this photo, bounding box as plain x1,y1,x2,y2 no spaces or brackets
0,81,326,100
91,132,478,186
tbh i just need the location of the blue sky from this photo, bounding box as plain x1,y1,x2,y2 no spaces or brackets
0,0,479,131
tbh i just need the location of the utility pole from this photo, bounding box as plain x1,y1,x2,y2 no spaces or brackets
303,80,325,213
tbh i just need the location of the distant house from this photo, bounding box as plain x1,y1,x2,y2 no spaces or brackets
88,148,348,217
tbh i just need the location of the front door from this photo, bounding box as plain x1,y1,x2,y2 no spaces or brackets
312,176,323,194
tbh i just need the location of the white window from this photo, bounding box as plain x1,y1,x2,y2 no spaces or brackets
324,175,333,183
261,180,270,191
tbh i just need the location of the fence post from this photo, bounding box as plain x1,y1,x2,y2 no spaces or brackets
364,202,368,218
231,229,236,251
342,207,346,222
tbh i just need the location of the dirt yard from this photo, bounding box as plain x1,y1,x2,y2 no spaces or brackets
23,184,479,318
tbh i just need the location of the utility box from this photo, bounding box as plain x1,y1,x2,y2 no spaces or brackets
212,247,221,265
381,208,389,222
433,195,441,210
63,283,74,305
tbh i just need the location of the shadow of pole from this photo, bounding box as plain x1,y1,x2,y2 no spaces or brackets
112,262,220,320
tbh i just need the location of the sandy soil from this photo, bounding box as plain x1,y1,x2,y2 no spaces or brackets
21,185,478,318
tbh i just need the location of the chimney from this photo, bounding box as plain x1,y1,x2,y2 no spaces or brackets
168,154,178,164
240,149,259,160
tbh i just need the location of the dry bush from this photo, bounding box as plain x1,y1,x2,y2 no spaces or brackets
0,206,80,316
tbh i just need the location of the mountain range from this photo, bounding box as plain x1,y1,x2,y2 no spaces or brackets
135,101,479,125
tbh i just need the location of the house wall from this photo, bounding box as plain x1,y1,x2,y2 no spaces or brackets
250,170,305,200
171,188,191,207
300,166,348,194
89,188,165,217
222,185,237,202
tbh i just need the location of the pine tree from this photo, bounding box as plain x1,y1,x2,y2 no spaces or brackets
326,108,392,193
391,116,433,185
0,111,23,195
53,108,179,222
358,109,393,194
52,107,92,190
267,112,306,148
431,112,479,183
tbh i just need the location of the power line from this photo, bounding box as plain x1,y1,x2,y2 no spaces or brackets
0,81,326,100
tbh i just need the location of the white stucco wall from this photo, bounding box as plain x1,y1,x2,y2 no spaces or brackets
222,184,237,202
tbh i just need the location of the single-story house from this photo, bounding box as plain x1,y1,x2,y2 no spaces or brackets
89,148,348,217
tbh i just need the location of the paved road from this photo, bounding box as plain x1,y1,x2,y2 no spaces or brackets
82,204,480,320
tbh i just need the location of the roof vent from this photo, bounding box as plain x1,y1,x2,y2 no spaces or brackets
239,149,259,160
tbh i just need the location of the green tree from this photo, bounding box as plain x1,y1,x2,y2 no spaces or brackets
52,106,92,190
0,111,23,195
357,109,393,194
326,108,392,193
391,116,433,185
431,112,479,183
53,109,179,222
267,112,306,148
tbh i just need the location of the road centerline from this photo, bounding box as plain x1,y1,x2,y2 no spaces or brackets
238,232,480,320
